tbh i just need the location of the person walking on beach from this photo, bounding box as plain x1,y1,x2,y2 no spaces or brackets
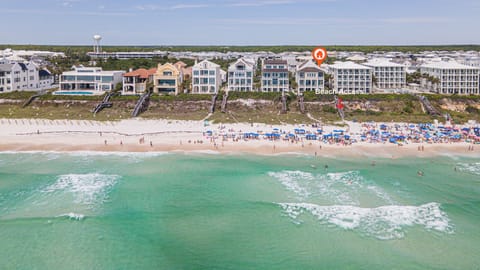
150,141,153,147
104,140,107,145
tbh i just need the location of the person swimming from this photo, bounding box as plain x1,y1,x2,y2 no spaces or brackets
417,170,424,177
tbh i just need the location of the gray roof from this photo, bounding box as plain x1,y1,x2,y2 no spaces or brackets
0,64,13,72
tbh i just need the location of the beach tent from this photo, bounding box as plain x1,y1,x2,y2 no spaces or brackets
380,124,387,130
323,134,333,140
294,129,306,135
306,134,317,140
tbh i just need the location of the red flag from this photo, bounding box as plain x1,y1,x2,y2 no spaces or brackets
336,97,344,110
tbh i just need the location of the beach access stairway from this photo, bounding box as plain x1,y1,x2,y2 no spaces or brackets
22,89,49,108
298,94,305,114
210,94,218,113
418,95,440,115
221,93,228,113
132,91,151,117
93,92,116,115
281,93,287,114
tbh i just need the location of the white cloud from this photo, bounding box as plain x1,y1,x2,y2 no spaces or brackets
136,3,209,11
229,0,295,7
171,4,209,9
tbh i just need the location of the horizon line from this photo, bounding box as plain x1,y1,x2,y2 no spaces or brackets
2,43,480,48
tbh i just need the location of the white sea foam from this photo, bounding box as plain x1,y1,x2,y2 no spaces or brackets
279,202,453,240
457,162,480,176
58,212,85,221
268,170,395,205
268,171,314,199
43,173,119,205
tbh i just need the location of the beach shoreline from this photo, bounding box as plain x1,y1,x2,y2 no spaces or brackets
0,118,479,158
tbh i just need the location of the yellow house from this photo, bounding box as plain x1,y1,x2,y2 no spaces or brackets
153,63,183,95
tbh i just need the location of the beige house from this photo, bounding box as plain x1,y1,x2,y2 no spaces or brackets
153,63,182,95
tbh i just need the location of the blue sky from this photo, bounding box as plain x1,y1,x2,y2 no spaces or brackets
1,0,479,45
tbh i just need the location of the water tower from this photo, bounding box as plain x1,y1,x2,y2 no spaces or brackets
93,34,102,53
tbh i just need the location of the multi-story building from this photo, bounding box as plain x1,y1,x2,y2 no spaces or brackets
59,66,124,93
363,59,406,89
329,61,372,94
191,60,222,94
38,69,54,89
420,61,480,95
0,61,46,92
122,68,156,95
261,59,289,92
154,63,182,95
295,60,325,94
227,58,255,92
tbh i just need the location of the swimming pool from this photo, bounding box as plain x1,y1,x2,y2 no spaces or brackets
53,91,96,95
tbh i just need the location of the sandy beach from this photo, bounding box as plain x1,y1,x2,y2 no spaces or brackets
0,118,479,158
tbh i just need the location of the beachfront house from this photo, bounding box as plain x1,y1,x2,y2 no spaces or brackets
329,61,372,94
420,61,480,95
153,63,182,95
227,58,255,92
295,60,325,94
38,69,54,89
59,66,124,93
0,61,49,92
191,59,222,94
174,61,192,81
261,59,289,92
363,59,406,90
122,68,156,95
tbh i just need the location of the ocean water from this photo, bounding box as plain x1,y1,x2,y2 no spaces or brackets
0,152,479,269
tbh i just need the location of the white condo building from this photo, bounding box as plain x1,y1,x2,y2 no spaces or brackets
420,61,480,95
227,58,255,92
363,59,406,90
0,61,52,92
192,60,222,94
329,61,372,94
59,66,124,93
261,59,289,92
295,60,325,94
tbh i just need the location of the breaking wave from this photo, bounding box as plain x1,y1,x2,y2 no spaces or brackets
279,202,453,240
57,212,85,221
457,162,480,176
42,173,119,205
268,170,395,205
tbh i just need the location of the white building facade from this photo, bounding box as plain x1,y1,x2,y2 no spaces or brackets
420,61,480,95
261,59,289,92
329,61,372,94
363,59,406,90
227,58,255,92
59,66,124,93
192,60,222,94
0,61,49,92
295,60,325,94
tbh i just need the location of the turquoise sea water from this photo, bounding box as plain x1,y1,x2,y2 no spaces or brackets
0,152,479,269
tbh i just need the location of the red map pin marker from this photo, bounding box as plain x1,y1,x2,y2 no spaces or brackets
312,47,328,66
